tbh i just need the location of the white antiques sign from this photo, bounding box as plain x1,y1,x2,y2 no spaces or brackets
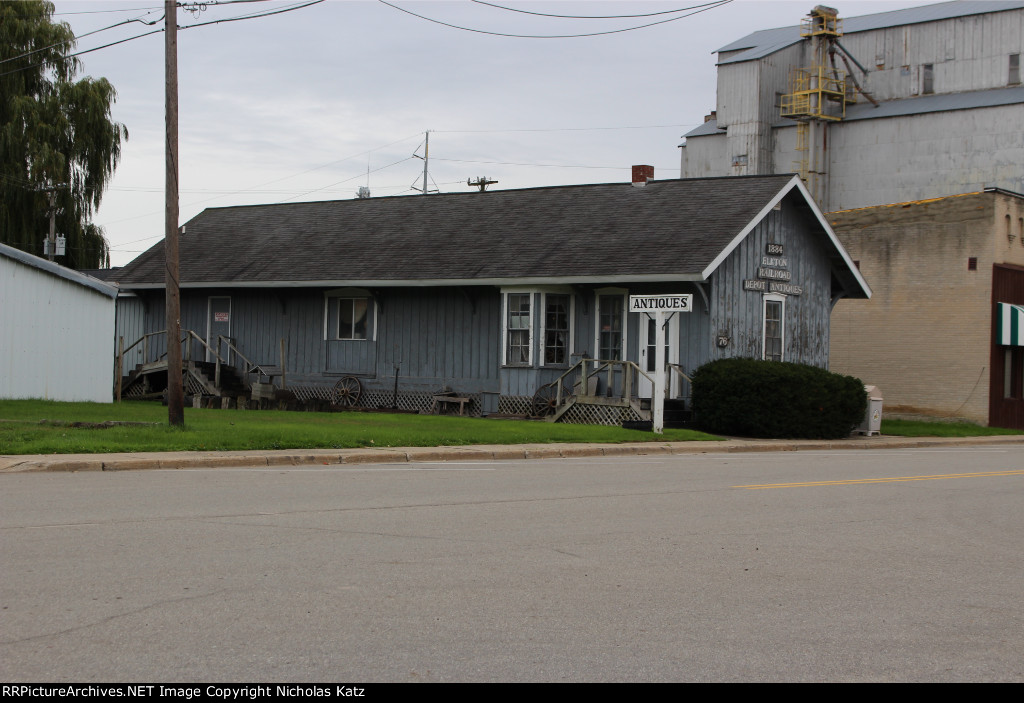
628,294,692,434
628,294,693,312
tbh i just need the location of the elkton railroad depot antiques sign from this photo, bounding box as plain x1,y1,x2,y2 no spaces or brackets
629,294,693,312
743,242,804,295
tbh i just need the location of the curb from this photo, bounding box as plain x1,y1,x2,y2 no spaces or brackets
2,434,1023,473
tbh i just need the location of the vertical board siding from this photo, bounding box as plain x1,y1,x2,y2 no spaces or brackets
1,256,115,402
115,296,147,368
377,288,500,394
709,197,833,368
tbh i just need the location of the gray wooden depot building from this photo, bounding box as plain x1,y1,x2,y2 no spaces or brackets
113,172,870,423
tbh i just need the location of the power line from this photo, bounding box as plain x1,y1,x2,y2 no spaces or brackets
432,157,676,171
93,132,427,228
2,0,326,78
0,27,163,78
178,0,326,30
376,0,733,39
52,5,163,16
278,156,417,203
469,1,733,20
433,124,696,134
51,0,273,14
0,11,163,67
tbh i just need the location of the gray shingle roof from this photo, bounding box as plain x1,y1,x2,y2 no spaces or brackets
716,0,1024,65
117,176,811,288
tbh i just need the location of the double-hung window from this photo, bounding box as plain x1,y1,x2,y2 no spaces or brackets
337,297,368,340
598,293,625,360
505,293,532,366
324,290,374,342
543,294,571,366
762,294,785,362
503,290,574,367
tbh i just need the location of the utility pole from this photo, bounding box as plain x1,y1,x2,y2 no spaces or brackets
421,130,429,195
412,130,435,195
47,190,56,261
165,0,184,426
38,183,66,261
467,177,498,192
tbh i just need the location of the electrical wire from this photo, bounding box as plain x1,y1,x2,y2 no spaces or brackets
0,11,163,67
469,1,733,20
433,157,640,171
178,0,325,30
376,0,732,39
433,124,695,134
52,6,162,16
1,0,326,77
278,156,417,203
0,27,163,77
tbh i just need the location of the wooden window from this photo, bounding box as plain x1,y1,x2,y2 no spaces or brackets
505,293,532,366
1010,54,1021,85
543,294,571,366
968,257,978,271
598,294,624,360
763,295,785,362
337,298,368,340
922,63,934,94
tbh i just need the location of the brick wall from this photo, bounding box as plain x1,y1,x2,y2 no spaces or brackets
828,191,1024,424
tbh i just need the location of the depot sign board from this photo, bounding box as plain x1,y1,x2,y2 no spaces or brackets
629,294,693,313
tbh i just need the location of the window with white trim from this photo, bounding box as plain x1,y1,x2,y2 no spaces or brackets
324,290,374,341
762,294,785,362
505,292,532,366
542,293,572,366
337,297,368,340
597,293,625,361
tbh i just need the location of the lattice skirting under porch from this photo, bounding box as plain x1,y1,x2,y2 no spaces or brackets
497,395,535,416
288,385,483,417
557,403,644,426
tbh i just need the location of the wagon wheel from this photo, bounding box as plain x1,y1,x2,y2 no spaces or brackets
332,376,362,407
532,380,572,418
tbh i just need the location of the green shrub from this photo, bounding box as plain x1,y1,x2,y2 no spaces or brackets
691,358,867,439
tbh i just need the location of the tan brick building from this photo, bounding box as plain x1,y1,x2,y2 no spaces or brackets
829,189,1024,426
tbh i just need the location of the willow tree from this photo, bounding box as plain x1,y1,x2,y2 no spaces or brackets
0,0,127,269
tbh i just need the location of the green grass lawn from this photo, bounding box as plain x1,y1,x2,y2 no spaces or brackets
0,399,720,455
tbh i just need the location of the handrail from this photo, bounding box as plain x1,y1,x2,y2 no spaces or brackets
216,335,256,372
546,357,656,406
667,363,692,385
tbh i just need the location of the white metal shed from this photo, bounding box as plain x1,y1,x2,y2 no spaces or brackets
1,243,118,403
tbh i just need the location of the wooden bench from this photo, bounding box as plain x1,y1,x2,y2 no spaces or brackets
432,395,471,415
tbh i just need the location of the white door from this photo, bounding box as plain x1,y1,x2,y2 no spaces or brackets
638,313,679,398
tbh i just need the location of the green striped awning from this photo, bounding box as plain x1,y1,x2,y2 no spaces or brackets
998,302,1024,346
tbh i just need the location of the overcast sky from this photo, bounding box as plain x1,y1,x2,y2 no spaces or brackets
49,0,927,266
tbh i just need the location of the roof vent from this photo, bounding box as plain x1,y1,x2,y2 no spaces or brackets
632,165,654,187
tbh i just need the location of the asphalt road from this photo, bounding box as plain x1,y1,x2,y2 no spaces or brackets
2,446,1022,682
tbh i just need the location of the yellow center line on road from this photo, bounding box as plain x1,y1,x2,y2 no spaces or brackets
734,469,1024,489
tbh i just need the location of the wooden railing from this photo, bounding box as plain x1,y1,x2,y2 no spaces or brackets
548,358,657,405
116,329,232,401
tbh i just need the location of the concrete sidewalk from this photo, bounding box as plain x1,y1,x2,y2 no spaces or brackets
3,434,1023,472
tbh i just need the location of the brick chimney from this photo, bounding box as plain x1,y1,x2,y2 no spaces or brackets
632,165,654,187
